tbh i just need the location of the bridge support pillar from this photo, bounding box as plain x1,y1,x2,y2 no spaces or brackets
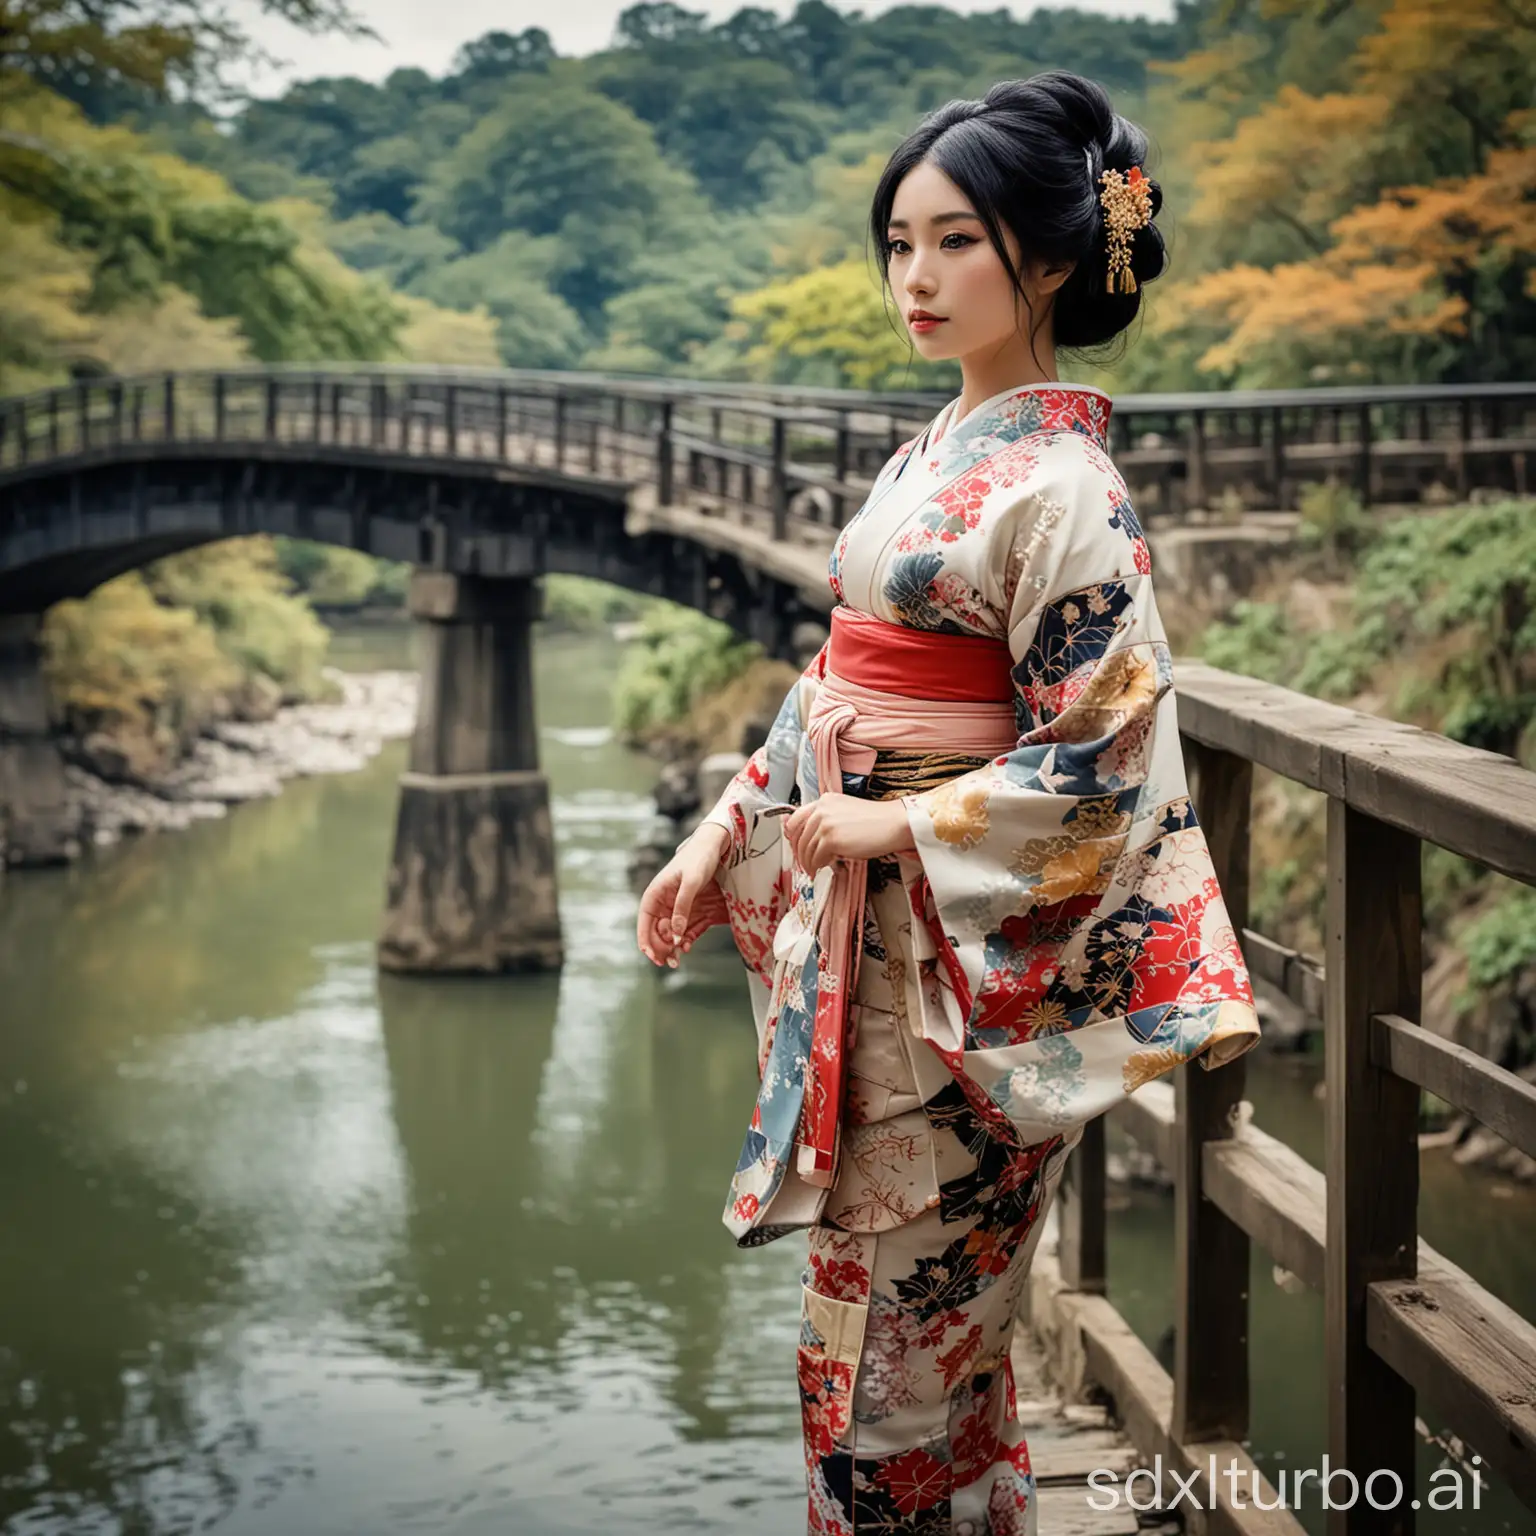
378,573,562,973
0,615,80,869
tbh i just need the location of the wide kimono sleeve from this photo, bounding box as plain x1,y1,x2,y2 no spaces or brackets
897,445,1261,1147
696,643,827,989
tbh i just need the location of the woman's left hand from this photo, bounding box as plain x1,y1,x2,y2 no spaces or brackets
784,796,915,876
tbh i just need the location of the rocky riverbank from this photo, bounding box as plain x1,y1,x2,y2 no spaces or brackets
65,669,418,849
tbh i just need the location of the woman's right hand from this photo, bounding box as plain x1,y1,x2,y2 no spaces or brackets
637,822,732,969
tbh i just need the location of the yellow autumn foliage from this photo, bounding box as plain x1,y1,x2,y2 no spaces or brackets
42,573,238,742
145,538,330,699
393,293,503,367
1170,260,1465,376
1143,0,1536,386
0,207,95,391
1186,86,1390,257
731,258,944,389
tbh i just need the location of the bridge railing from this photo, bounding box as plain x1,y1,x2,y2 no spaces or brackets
4,369,1535,523
1044,664,1536,1534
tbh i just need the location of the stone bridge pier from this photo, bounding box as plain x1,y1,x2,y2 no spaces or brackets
0,615,79,869
378,572,563,973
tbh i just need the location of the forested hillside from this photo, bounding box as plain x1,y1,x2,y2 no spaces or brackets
8,0,1532,396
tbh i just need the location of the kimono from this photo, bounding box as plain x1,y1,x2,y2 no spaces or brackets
699,380,1260,1535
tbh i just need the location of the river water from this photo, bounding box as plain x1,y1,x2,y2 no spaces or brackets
1,627,1532,1536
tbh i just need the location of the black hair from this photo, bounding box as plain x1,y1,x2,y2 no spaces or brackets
868,71,1167,357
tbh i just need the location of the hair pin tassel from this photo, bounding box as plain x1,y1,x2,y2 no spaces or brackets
1099,165,1153,295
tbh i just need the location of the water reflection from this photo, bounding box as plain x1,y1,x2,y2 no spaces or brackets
0,633,806,1536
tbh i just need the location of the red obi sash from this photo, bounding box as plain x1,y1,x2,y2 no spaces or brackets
828,605,1015,702
788,608,1017,1195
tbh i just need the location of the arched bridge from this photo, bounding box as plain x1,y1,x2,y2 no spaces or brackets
3,367,1534,632
2,365,1534,974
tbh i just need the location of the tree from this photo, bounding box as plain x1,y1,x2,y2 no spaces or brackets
393,294,501,368
416,79,704,319
408,231,589,368
1143,0,1536,386
0,0,371,105
448,28,556,87
613,2,709,51
730,258,958,389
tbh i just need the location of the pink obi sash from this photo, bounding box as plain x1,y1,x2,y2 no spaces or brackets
793,607,1018,1188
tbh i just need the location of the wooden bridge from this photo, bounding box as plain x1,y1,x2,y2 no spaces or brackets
2,370,1535,1533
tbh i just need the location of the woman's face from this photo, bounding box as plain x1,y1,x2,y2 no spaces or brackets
885,160,1065,364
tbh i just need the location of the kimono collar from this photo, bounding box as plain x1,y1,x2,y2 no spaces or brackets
927,381,1112,459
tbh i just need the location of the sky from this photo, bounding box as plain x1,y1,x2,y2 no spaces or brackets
234,0,1175,94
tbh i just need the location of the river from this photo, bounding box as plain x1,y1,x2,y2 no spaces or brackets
1,627,1532,1536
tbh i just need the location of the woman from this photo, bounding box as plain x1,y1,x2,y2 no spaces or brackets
637,70,1261,1536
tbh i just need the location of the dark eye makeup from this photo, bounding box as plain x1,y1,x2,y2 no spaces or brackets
886,232,977,255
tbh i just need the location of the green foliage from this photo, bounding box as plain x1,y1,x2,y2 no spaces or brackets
1423,843,1485,931
1345,499,1536,757
41,572,238,744
272,539,395,608
0,81,405,388
324,211,460,288
1459,885,1536,997
1195,600,1295,685
415,79,704,320
145,538,329,699
123,2,1191,373
1201,500,1536,752
406,231,588,368
1295,477,1371,572
541,576,653,633
613,605,760,737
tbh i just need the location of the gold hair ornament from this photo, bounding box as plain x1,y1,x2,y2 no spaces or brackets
1098,166,1153,295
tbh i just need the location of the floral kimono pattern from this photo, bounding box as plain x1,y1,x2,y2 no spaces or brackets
699,381,1261,1534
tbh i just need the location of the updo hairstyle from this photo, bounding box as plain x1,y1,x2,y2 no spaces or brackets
868,71,1167,353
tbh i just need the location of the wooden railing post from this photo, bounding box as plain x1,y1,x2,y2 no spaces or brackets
1325,803,1421,1536
1357,402,1374,508
771,415,788,540
445,384,458,456
1268,405,1284,508
76,380,90,452
656,400,674,504
1187,408,1207,512
1057,1116,1106,1293
553,392,566,470
371,379,386,449
265,377,278,441
311,376,322,441
1173,740,1253,1447
833,412,851,525
497,386,509,461
163,375,175,442
214,374,226,440
1455,398,1472,498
